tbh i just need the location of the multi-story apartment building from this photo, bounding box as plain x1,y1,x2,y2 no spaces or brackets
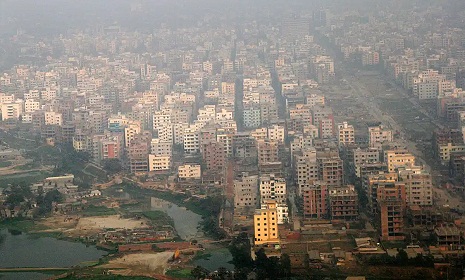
44,111,63,126
398,167,433,206
178,164,201,179
366,173,399,215
148,154,171,171
302,181,327,219
1,102,22,120
368,125,393,148
337,122,355,146
384,149,416,172
259,174,286,204
254,201,279,246
328,185,358,221
257,139,280,167
233,173,259,210
318,156,343,188
377,183,406,241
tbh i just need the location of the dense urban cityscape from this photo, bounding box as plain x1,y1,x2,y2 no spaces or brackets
1,0,465,279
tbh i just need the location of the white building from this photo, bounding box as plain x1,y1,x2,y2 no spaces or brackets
259,174,287,204
337,122,355,146
1,102,22,121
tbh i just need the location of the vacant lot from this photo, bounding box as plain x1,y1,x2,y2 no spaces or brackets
77,215,149,231
100,251,173,276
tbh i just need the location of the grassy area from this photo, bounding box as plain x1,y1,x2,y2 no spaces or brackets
0,161,12,168
81,205,117,217
58,274,154,280
165,268,193,279
192,251,212,261
0,171,50,186
0,219,47,232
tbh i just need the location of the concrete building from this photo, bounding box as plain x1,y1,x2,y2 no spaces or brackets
377,183,406,241
318,156,344,188
124,121,141,147
328,185,358,221
366,173,399,215
1,102,22,120
44,111,63,126
368,125,393,148
337,122,355,146
385,150,416,172
178,164,201,179
148,154,171,171
276,204,289,224
254,201,280,246
398,168,433,206
296,149,319,195
303,181,327,219
234,173,259,210
150,138,172,156
257,139,280,167
353,148,380,167
259,174,287,204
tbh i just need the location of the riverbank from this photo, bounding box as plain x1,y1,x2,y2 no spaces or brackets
116,182,226,240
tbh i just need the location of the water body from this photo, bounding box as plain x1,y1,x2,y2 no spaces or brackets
150,197,203,240
193,248,234,272
0,229,107,280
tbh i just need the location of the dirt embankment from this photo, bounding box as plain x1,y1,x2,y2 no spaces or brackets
100,251,174,276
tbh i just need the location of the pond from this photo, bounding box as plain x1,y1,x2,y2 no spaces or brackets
193,248,234,272
0,229,107,280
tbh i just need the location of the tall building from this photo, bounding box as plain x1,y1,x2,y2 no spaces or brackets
234,173,259,210
398,168,433,206
384,149,416,172
337,122,355,146
254,201,280,246
328,185,358,221
303,181,327,219
368,124,393,148
378,183,406,241
259,174,287,204
281,16,311,41
257,139,280,167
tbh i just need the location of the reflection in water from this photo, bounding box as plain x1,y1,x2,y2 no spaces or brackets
0,229,106,268
150,197,203,240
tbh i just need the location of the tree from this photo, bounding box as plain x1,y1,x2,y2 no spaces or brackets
255,248,269,279
102,159,123,174
191,266,210,280
279,253,292,278
229,232,253,269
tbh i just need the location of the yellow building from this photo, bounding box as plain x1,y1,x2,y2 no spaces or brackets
384,150,416,172
253,201,279,246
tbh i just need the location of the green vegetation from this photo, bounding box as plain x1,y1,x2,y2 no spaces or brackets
0,161,12,168
141,210,174,229
192,252,213,261
166,268,194,279
227,232,291,279
102,159,123,175
58,274,154,280
0,219,46,232
81,205,116,217
362,250,434,267
118,183,226,239
0,171,50,187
